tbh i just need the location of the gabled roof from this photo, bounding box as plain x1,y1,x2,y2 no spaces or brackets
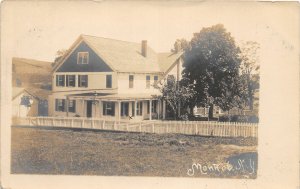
12,87,50,101
12,87,26,100
53,34,183,74
158,51,183,72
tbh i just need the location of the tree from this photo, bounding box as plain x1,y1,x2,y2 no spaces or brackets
52,49,68,67
171,38,190,53
155,75,195,120
239,41,260,110
182,24,247,118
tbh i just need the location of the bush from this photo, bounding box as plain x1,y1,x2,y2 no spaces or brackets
219,115,259,123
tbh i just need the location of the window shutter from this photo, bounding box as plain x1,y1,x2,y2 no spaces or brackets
73,100,76,112
66,75,69,87
78,76,81,87
63,75,66,86
86,75,88,87
55,99,58,111
62,99,65,112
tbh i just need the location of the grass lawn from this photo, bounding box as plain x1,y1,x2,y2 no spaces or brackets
11,126,257,178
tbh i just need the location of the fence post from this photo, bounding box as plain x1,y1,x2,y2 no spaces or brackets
114,121,116,130
71,119,74,128
92,118,94,129
126,123,129,131
195,123,198,135
82,119,84,128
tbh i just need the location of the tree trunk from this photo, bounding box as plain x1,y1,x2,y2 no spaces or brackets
209,104,214,119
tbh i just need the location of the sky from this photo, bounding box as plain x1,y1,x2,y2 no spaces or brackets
1,1,298,62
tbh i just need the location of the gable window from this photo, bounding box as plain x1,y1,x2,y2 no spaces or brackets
66,75,76,87
129,75,134,88
56,75,65,87
106,75,112,88
103,101,115,116
136,101,143,116
77,52,89,64
68,100,76,113
146,75,150,89
78,75,88,87
55,99,65,112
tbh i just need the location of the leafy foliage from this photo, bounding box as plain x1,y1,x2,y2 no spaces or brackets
155,75,196,119
239,41,260,110
171,38,190,53
182,24,248,117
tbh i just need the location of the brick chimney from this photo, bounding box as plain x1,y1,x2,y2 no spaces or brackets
141,40,147,57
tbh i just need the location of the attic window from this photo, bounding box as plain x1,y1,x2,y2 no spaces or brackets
77,52,89,64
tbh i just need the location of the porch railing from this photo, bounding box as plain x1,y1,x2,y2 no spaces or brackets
12,117,258,138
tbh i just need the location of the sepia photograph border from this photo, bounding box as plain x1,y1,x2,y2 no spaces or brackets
1,1,299,189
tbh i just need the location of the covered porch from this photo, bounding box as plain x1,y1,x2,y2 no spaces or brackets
67,93,167,121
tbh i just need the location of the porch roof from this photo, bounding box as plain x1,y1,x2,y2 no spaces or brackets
69,93,160,101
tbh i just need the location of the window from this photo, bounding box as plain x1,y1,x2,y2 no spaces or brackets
121,102,129,116
147,100,157,114
77,52,89,64
103,101,115,116
154,75,158,86
55,99,65,112
129,75,134,88
56,75,65,87
66,75,76,87
136,101,143,116
68,100,76,113
78,75,88,87
106,75,112,88
146,75,150,88
20,96,32,107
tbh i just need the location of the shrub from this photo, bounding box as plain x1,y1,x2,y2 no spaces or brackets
219,115,259,123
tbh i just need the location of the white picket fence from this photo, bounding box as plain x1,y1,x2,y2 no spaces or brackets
12,117,258,138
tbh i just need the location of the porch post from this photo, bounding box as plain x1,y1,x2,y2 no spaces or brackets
118,101,121,124
134,100,137,117
157,100,160,119
149,100,152,121
162,100,166,120
99,100,102,117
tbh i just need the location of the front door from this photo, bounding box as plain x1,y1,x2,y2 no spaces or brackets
86,100,93,117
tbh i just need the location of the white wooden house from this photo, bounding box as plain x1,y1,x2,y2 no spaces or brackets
49,35,183,121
